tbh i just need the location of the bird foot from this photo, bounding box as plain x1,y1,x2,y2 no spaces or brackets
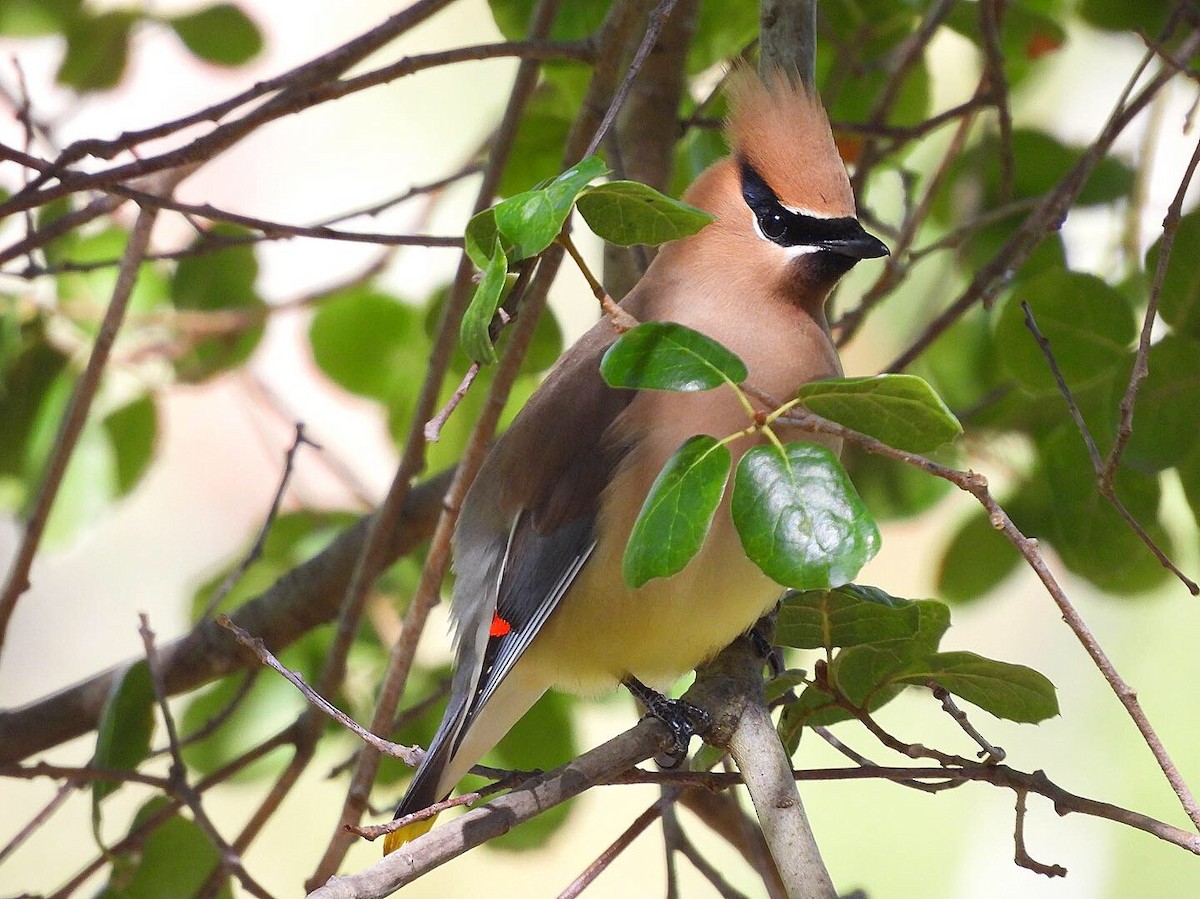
623,677,711,767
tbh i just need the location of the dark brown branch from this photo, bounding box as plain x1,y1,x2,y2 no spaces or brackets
0,469,451,766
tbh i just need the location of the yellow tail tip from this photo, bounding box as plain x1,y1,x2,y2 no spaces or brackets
382,814,438,855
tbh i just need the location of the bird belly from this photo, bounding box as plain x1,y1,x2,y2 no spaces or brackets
520,437,784,695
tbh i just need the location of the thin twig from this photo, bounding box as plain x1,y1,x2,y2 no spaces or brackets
0,168,187,657
1020,302,1199,594
139,615,275,899
887,32,1200,372
200,424,321,618
582,0,683,159
216,615,421,767
1014,790,1067,877
559,800,664,899
1104,131,1200,484
773,405,1200,833
929,683,1006,764
559,231,639,330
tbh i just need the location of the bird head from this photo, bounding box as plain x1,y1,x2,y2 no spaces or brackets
679,67,888,308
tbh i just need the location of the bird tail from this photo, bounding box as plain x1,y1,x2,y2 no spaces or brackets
382,667,548,855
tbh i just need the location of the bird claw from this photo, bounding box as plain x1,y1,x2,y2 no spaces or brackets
623,677,711,765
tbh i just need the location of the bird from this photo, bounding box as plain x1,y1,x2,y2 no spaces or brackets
383,67,888,855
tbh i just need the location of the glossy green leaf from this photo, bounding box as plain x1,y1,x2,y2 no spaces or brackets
576,181,714,246
1123,335,1200,471
600,322,747,391
623,435,731,587
102,395,158,496
894,651,1059,724
57,10,135,91
310,287,429,401
170,225,265,382
995,269,1135,395
779,596,950,735
459,243,510,365
93,662,155,804
796,375,962,452
96,797,233,899
1146,210,1200,338
776,585,920,651
732,442,880,590
492,155,609,261
168,3,263,66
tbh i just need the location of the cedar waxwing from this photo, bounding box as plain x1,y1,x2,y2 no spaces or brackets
383,69,888,854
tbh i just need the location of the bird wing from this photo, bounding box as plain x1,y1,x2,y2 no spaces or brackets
397,322,634,815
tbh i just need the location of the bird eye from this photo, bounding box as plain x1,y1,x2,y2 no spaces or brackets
759,211,787,241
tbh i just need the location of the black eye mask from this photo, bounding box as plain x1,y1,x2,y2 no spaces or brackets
739,159,888,260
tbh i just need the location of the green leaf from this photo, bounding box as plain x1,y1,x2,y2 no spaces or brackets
776,585,920,651
57,10,135,91
1146,210,1200,338
168,3,263,66
576,181,714,246
995,269,1135,395
464,208,500,270
492,155,609,261
93,662,155,805
893,651,1059,724
687,0,758,73
1077,0,1169,34
796,374,962,452
487,0,609,41
459,243,510,365
732,442,880,590
170,225,265,382
0,0,82,36
96,797,232,899
623,435,732,587
1123,335,1200,472
310,287,429,401
600,322,747,391
937,510,1021,603
1039,426,1172,594
102,395,158,496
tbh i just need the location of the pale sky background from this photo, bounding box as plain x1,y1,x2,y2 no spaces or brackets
1,2,1199,897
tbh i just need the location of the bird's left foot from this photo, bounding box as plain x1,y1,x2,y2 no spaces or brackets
623,677,711,767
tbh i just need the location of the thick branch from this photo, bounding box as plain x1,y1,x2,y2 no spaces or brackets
306,719,672,898
0,469,451,765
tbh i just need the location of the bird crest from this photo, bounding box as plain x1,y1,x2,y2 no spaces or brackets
724,67,857,219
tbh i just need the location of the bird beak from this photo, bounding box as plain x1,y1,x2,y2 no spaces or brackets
819,221,889,260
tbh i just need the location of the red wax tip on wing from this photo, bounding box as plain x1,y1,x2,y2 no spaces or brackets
490,613,512,637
